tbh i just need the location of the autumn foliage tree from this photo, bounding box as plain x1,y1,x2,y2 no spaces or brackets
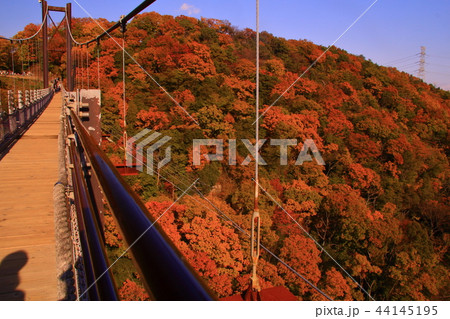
19,11,449,301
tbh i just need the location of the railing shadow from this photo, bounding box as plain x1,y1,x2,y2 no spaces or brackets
58,264,76,301
0,250,28,301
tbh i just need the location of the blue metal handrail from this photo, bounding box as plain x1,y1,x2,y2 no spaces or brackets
66,114,118,300
67,109,215,301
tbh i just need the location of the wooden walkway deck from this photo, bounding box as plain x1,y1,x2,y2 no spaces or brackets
0,93,61,300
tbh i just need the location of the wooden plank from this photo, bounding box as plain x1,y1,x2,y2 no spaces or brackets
0,234,55,250
0,93,61,300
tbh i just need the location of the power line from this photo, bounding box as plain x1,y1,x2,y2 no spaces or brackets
426,54,450,61
385,54,419,65
425,70,450,77
396,61,420,69
425,62,450,69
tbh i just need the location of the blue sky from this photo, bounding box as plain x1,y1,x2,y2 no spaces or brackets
1,0,449,89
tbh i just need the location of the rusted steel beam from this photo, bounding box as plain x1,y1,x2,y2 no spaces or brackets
66,3,73,91
48,5,66,12
42,0,49,88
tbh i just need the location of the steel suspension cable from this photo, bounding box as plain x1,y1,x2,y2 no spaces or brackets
33,40,37,88
11,43,16,93
65,18,83,46
110,136,333,300
78,46,81,89
115,126,328,295
76,46,79,89
60,0,338,300
81,46,84,89
77,45,80,89
86,46,90,89
27,42,31,92
36,40,41,89
250,0,261,293
79,46,81,89
36,40,40,89
30,42,34,90
31,40,34,88
65,0,157,47
127,138,337,301
122,147,333,301
97,44,100,90
194,188,333,301
121,26,127,160
74,46,76,89
73,46,76,89
255,181,376,301
154,164,317,298
71,0,199,126
150,167,333,300
21,42,25,93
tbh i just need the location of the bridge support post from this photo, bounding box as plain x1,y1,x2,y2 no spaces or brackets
18,91,23,109
66,3,74,91
25,90,30,107
7,90,14,115
42,0,49,89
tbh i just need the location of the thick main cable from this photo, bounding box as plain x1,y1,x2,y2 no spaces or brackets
65,0,157,47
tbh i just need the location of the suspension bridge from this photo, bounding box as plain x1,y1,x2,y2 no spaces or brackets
0,0,375,301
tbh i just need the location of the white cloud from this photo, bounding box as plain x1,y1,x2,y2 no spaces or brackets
180,3,200,15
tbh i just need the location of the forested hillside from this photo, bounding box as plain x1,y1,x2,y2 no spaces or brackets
4,12,449,301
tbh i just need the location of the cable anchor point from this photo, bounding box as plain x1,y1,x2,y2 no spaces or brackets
119,15,127,34
250,208,261,293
